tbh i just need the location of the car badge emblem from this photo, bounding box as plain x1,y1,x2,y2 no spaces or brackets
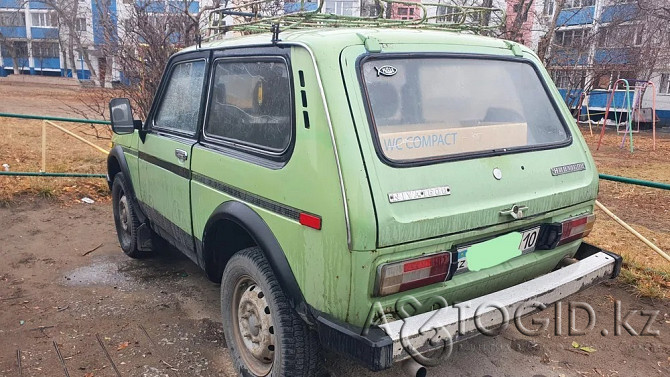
500,204,528,220
493,168,502,180
551,162,586,176
388,186,450,203
375,65,398,77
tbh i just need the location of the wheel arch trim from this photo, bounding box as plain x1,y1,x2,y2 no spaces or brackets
202,200,313,324
108,145,146,222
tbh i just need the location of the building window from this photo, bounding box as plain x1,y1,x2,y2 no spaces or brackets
563,0,595,8
33,42,60,58
1,41,29,58
544,0,555,16
437,6,463,23
75,18,87,32
0,11,25,27
555,29,590,47
324,0,357,16
599,25,644,48
31,12,58,28
552,70,573,89
659,74,670,95
634,25,644,46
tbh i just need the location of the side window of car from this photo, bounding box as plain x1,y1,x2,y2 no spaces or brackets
154,60,207,135
205,59,292,154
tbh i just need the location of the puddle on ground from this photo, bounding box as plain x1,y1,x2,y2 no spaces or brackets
64,250,194,290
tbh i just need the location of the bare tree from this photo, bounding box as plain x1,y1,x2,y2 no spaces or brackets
537,0,566,63
505,0,535,44
638,0,670,20
534,0,670,112
95,0,220,117
0,9,28,74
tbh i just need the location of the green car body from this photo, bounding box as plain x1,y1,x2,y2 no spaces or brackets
107,28,621,373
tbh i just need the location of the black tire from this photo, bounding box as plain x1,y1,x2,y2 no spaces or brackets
221,247,320,377
111,172,146,258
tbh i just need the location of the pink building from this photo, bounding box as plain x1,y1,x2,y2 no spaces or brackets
505,0,537,47
389,0,421,21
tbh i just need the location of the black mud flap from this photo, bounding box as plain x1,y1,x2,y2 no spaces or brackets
575,242,623,279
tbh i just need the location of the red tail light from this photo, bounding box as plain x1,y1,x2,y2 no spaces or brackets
376,252,451,296
557,214,596,246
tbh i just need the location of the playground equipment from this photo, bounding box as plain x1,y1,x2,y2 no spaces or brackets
589,79,658,152
576,90,613,136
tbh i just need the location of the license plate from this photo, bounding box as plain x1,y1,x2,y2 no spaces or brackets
455,226,541,274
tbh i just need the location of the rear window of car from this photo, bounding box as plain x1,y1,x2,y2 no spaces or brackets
360,56,570,163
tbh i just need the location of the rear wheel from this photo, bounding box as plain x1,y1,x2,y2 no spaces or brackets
111,172,146,258
221,247,320,376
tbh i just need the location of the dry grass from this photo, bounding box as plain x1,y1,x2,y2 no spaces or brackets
0,117,110,205
586,218,670,299
585,127,670,299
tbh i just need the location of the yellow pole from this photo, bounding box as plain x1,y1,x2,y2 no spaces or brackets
43,120,109,156
595,200,670,263
41,121,46,172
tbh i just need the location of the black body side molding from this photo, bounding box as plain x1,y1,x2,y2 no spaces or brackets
202,201,314,324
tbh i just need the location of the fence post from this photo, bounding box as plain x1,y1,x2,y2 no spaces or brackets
41,122,47,172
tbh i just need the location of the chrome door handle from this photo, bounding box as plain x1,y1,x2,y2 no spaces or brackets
175,149,188,162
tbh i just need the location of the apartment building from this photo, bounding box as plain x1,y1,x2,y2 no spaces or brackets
0,0,205,82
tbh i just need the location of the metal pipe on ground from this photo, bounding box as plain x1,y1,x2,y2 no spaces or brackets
595,200,670,263
43,120,109,155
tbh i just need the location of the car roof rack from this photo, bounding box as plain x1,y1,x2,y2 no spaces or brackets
204,0,504,41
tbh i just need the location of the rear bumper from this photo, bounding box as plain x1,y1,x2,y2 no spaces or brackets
316,242,622,371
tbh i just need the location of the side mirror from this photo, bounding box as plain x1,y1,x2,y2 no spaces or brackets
109,98,137,135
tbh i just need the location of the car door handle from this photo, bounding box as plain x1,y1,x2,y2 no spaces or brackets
175,149,188,162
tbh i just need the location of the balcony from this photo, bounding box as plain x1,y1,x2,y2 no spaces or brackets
0,26,26,38
557,6,595,26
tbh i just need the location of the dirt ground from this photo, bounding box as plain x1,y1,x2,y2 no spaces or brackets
1,77,669,376
0,201,668,377
0,77,110,203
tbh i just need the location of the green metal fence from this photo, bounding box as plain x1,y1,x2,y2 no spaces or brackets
1,113,669,190
0,112,111,125
1,112,110,178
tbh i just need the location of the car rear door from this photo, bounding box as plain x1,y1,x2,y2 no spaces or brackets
138,52,210,261
340,44,599,248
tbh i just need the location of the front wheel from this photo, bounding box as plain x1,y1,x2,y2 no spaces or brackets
221,247,320,376
111,172,146,258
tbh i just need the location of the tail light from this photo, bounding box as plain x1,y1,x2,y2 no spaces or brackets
557,213,596,246
376,252,450,296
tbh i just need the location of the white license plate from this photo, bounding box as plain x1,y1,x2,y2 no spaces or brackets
455,226,541,274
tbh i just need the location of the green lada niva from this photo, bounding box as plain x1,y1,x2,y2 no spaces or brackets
106,27,621,377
